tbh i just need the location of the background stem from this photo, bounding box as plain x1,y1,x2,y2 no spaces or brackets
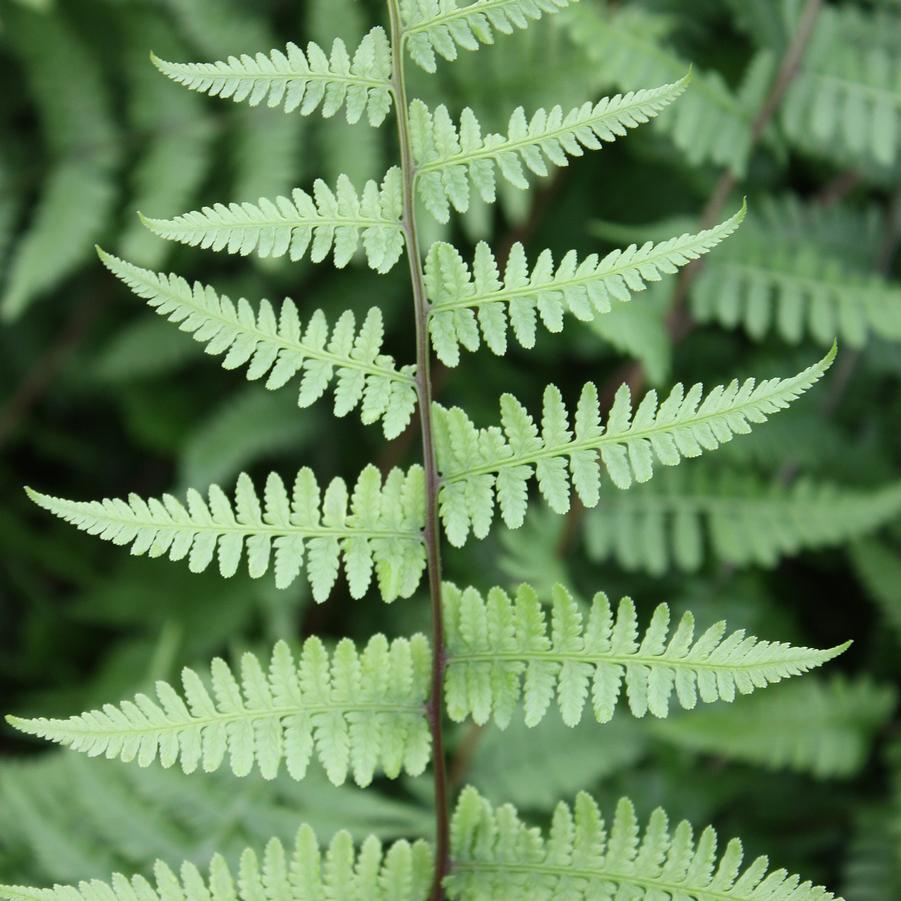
386,2,451,895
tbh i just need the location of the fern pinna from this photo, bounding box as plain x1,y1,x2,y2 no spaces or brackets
5,2,850,900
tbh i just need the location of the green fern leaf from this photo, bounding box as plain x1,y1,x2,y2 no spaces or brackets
692,197,901,347
7,637,431,787
425,202,745,364
98,250,418,438
435,346,835,546
26,465,427,602
401,0,578,73
781,0,901,167
152,26,394,127
0,825,433,901
410,75,690,222
851,538,901,645
118,11,216,269
563,4,758,175
139,167,405,273
448,787,839,900
443,582,848,728
585,467,901,574
653,675,897,779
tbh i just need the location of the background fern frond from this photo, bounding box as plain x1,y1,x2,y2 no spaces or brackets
99,251,418,438
447,787,838,900
425,203,745,364
563,4,758,175
1,7,118,320
443,582,848,729
401,0,578,73
7,636,431,788
692,197,901,347
781,0,901,167
152,27,393,127
435,347,835,546
850,538,901,646
140,168,405,273
653,675,897,779
585,467,901,574
410,76,690,222
26,465,427,602
0,824,433,901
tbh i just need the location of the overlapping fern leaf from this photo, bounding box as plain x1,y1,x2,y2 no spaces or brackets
780,0,901,167
584,467,901,574
410,76,689,222
434,346,836,546
653,675,897,779
692,197,901,347
26,465,427,602
443,582,848,729
152,26,394,126
447,788,838,900
0,825,434,901
98,251,418,438
140,168,405,273
400,0,578,73
563,4,762,175
7,637,431,788
425,203,745,364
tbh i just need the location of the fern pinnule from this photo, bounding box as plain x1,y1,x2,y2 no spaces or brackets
401,0,579,73
151,26,394,126
435,345,836,546
139,167,405,273
7,636,431,788
444,582,849,729
447,788,839,900
0,825,434,901
98,250,418,437
26,465,427,602
410,75,691,222
426,201,746,364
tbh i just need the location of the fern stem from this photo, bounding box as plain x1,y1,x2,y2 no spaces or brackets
387,2,451,895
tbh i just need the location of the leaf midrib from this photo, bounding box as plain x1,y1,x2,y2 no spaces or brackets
130,269,416,384
415,88,680,176
441,377,810,483
429,231,726,314
452,860,750,901
28,702,427,740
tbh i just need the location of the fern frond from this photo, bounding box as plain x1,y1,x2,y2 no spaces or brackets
653,675,896,779
98,251,418,438
585,467,901,574
443,582,848,729
2,164,116,321
26,465,427,602
425,203,745,364
0,825,433,901
448,787,838,900
782,0,901,166
563,4,757,175
692,201,901,347
118,13,216,269
410,76,690,222
434,347,835,546
152,27,393,127
400,0,578,73
850,538,901,645
140,168,404,273
7,636,431,787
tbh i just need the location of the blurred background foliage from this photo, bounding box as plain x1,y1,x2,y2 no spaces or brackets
1,0,900,898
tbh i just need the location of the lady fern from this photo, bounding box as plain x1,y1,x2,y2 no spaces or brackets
5,1,853,900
